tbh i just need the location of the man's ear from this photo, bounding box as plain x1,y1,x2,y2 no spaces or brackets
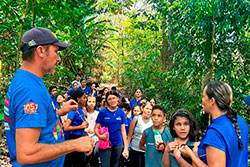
35,46,46,58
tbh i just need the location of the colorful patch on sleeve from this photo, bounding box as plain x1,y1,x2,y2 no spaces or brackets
4,97,9,116
23,101,38,114
4,122,10,130
53,120,64,141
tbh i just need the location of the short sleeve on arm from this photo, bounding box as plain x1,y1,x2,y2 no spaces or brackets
202,128,226,153
96,110,103,124
67,111,76,120
15,88,48,128
121,109,126,125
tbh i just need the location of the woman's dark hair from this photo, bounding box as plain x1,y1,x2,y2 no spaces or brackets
152,105,165,116
75,73,81,78
86,95,97,111
170,109,199,142
80,78,86,83
121,96,130,103
105,90,119,106
119,103,131,112
69,90,85,102
101,87,109,97
135,88,143,93
206,81,243,150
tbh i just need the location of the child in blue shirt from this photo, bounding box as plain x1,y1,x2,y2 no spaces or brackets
94,91,128,167
139,105,171,167
64,81,79,99
77,78,91,94
63,90,88,167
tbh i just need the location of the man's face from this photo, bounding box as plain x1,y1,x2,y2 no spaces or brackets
50,88,57,97
42,45,61,74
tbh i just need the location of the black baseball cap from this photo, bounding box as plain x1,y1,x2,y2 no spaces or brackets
21,27,71,52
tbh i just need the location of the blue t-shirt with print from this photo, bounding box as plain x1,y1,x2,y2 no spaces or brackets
77,86,91,94
4,69,65,167
198,114,248,167
66,107,85,136
96,107,126,146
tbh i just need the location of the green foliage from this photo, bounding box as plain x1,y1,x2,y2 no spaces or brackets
102,0,250,130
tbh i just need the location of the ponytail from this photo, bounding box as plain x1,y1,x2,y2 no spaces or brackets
226,107,243,150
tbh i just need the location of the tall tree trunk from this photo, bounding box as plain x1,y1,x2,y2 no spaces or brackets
17,0,30,69
160,15,167,71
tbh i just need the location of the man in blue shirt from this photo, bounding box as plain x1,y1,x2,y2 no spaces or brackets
4,27,94,167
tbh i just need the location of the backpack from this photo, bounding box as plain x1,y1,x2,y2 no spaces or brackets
98,127,112,149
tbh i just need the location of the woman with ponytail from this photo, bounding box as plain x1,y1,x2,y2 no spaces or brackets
179,81,248,167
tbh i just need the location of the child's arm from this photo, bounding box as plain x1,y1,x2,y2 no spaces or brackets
121,124,129,159
139,132,146,151
173,148,192,167
162,142,171,167
126,117,137,150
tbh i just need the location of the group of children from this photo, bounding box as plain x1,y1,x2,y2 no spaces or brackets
48,74,202,167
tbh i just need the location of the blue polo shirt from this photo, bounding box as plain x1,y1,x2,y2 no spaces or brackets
96,107,126,146
66,107,85,136
4,69,65,167
77,86,91,94
198,114,248,167
130,98,143,109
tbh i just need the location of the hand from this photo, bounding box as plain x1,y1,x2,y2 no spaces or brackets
156,142,165,151
81,121,89,129
74,136,95,155
86,128,94,134
60,99,78,116
179,145,194,158
122,148,129,159
166,141,179,152
193,142,200,157
173,146,181,159
99,132,109,141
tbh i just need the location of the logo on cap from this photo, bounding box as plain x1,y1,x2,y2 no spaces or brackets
28,40,37,47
